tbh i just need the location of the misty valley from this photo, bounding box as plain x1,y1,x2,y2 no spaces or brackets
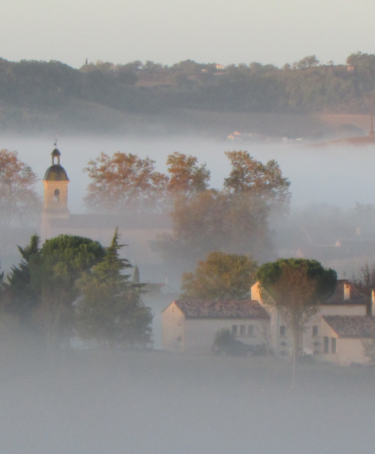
4,1,375,449
0,136,375,454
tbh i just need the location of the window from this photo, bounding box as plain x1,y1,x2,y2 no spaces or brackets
280,326,286,336
312,326,318,337
248,325,254,336
231,325,238,336
54,189,60,203
280,341,287,347
324,336,329,354
331,338,337,354
240,325,246,337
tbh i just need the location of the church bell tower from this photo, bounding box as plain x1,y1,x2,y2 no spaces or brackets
41,147,70,241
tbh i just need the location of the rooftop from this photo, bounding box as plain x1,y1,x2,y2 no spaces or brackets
323,315,375,338
44,165,69,181
171,300,270,319
323,280,368,305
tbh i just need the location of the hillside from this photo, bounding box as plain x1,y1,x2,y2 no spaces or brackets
1,53,375,137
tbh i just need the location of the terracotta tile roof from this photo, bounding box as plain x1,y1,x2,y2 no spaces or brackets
323,280,368,305
323,316,375,338
173,300,270,319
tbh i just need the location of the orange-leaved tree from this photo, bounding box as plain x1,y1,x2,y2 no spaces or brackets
84,152,168,213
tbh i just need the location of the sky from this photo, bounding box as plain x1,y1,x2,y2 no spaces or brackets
2,0,375,68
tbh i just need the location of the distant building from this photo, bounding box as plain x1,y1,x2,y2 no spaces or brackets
162,300,270,353
320,315,375,365
251,279,374,365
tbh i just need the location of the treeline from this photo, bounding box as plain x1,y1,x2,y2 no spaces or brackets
84,150,291,264
0,148,290,266
0,52,375,126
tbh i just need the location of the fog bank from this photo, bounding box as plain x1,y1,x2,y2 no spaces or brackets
1,135,374,212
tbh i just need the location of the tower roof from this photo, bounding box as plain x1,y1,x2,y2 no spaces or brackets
44,165,69,181
51,148,61,158
44,147,69,181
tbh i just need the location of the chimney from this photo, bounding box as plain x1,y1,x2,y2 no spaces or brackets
372,290,375,317
251,282,262,303
344,282,351,301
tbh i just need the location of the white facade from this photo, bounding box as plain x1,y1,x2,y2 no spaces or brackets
251,281,369,362
162,301,270,354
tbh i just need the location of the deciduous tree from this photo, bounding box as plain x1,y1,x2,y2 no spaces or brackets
181,252,257,300
0,150,40,250
351,261,375,315
224,150,290,208
164,151,287,263
257,258,336,386
166,152,210,194
84,152,168,213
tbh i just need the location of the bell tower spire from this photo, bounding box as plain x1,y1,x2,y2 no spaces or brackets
41,146,70,241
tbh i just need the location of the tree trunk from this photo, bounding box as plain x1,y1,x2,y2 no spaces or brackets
292,324,299,389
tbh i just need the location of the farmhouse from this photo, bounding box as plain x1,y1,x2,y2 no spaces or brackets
320,315,375,365
251,279,374,365
162,300,270,353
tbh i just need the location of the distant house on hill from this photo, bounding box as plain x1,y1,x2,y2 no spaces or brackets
162,300,270,353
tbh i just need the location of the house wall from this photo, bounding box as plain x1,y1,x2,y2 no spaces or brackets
162,302,185,352
336,339,369,365
43,180,69,211
317,319,369,365
184,318,269,354
252,279,367,358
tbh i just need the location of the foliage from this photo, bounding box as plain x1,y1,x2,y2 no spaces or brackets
292,55,320,70
84,152,168,213
166,152,210,194
164,152,289,264
257,259,337,310
351,262,375,299
257,258,337,384
133,265,140,284
76,229,152,348
0,150,40,249
181,252,257,300
30,235,105,348
350,261,375,315
224,151,291,208
6,235,41,323
3,54,375,130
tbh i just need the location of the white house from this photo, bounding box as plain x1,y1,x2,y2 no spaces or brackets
251,279,374,364
319,315,375,365
162,300,270,354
